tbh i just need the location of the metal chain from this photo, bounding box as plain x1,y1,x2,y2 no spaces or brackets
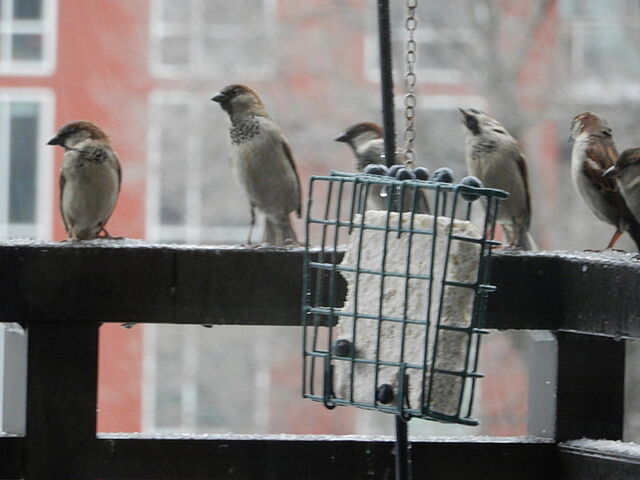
403,0,418,169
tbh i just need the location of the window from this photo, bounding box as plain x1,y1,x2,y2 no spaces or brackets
0,89,54,238
561,0,640,99
149,0,277,79
408,95,487,176
143,325,301,434
0,0,57,76
146,91,250,244
364,0,475,84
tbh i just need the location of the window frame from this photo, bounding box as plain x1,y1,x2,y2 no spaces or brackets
0,87,55,239
364,26,475,85
562,1,640,101
0,0,58,76
148,0,277,80
146,90,249,244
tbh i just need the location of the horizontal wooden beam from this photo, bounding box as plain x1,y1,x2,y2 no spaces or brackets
93,434,556,480
487,250,640,337
0,241,638,338
559,441,640,479
6,434,640,479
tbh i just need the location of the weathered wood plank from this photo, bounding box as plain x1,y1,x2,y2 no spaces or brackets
487,251,640,337
0,242,638,338
25,323,99,480
559,441,640,480
95,435,557,480
555,333,625,442
0,241,175,325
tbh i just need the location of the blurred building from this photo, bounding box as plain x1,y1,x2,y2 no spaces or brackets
1,0,639,436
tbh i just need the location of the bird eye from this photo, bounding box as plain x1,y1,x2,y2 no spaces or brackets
492,129,505,134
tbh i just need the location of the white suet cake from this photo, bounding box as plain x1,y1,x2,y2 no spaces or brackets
334,210,482,416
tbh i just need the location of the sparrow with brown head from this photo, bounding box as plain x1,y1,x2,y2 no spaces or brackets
335,121,429,213
603,147,640,224
48,120,121,240
460,108,535,250
570,112,640,250
212,84,301,246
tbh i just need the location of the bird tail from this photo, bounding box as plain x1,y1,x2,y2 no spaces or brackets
516,230,538,251
627,219,640,252
262,214,297,246
503,223,537,251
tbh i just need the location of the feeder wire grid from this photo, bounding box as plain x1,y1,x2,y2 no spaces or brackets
302,170,508,425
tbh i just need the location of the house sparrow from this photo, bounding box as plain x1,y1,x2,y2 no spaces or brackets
603,147,640,224
48,121,121,240
335,122,386,172
335,122,429,213
460,108,535,250
570,112,640,250
212,84,301,246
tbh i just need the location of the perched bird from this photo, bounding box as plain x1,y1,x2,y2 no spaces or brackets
604,148,640,222
570,112,640,250
48,121,121,240
335,122,386,172
460,108,535,250
212,84,301,246
335,122,429,213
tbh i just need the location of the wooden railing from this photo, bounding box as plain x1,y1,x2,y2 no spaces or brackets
0,241,639,479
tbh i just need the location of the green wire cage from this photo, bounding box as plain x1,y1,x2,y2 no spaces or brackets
302,171,508,425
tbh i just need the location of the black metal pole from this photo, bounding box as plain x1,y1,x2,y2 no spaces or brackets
394,415,410,480
377,0,396,167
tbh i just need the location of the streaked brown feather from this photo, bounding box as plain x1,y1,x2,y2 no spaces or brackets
59,174,69,234
280,139,301,218
583,135,618,192
515,152,532,229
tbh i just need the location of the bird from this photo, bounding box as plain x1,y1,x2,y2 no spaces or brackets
459,108,535,250
570,112,640,250
335,122,429,213
334,122,387,172
48,120,121,240
603,147,640,223
212,84,301,246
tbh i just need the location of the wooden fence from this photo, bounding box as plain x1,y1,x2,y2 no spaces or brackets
0,242,638,479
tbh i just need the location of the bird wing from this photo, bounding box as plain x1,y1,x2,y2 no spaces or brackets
515,151,532,227
280,139,302,218
583,136,618,193
87,146,122,192
59,173,70,234
584,135,637,223
115,154,122,193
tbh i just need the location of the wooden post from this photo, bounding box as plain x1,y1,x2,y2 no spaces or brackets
555,332,625,442
25,322,99,480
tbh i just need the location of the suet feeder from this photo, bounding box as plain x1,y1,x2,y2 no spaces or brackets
302,171,507,423
301,1,509,479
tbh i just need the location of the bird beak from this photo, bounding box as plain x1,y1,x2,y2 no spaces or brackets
458,108,478,132
334,132,349,143
603,165,620,178
47,135,62,146
211,92,227,103
458,107,472,123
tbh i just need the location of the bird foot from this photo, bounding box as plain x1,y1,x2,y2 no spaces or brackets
97,233,123,240
283,238,305,247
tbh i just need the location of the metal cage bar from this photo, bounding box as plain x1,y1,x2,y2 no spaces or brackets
303,171,507,424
